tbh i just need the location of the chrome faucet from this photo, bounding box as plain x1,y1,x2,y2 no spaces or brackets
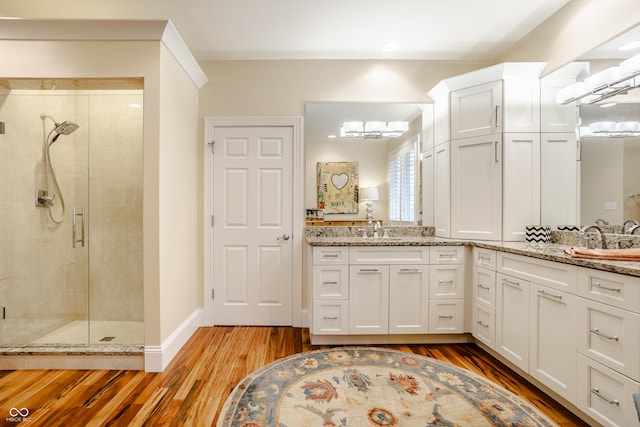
594,218,609,226
623,219,640,233
580,225,608,249
630,224,640,235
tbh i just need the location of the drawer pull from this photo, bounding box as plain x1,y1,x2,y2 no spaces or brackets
502,278,521,288
400,268,420,272
537,290,563,300
359,269,379,273
439,280,454,284
591,388,620,406
590,328,619,341
593,282,622,293
477,321,489,328
323,254,340,258
477,284,490,290
323,316,338,320
322,281,338,285
479,255,491,262
439,315,454,319
438,253,456,259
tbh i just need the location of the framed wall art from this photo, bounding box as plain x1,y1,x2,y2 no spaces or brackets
317,161,359,214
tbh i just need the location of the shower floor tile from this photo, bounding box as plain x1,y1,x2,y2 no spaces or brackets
30,320,144,345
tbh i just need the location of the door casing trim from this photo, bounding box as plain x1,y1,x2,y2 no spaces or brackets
203,116,304,327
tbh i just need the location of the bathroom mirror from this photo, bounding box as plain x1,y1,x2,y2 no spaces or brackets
305,103,425,224
551,24,640,226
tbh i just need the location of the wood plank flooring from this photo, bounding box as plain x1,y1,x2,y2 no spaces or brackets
0,327,588,426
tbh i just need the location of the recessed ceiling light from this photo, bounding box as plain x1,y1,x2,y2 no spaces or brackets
600,102,617,108
619,41,640,51
381,41,399,52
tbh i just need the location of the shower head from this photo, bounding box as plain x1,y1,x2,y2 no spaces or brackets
53,121,79,137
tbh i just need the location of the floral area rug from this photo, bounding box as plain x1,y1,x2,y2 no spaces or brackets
218,347,557,426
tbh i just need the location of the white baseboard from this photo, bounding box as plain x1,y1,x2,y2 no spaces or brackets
144,308,204,372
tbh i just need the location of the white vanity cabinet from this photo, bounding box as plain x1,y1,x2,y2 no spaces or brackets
471,248,497,348
574,268,640,427
496,252,579,398
428,246,466,333
349,246,430,335
312,247,350,335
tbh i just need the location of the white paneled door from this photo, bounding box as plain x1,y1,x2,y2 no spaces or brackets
212,126,293,325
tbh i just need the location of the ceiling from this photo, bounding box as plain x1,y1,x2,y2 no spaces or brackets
0,0,571,61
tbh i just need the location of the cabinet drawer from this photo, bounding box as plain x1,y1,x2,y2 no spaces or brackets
312,301,349,335
472,303,495,349
473,248,497,270
349,246,429,265
578,268,640,313
472,266,496,309
497,252,577,293
430,246,465,264
313,266,349,299
313,247,349,265
578,298,640,380
430,265,465,299
428,299,464,333
577,353,640,427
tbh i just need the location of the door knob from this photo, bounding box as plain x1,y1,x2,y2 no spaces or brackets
277,234,290,241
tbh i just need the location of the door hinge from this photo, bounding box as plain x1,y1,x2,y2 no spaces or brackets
211,214,214,226
208,140,215,153
211,289,215,300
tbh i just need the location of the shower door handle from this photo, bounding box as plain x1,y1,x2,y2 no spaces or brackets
72,207,85,248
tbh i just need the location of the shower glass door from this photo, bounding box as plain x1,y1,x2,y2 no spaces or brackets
0,79,144,348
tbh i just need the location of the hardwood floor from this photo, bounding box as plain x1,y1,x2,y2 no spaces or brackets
0,327,588,426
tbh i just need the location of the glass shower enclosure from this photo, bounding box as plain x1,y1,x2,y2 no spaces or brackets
0,78,144,348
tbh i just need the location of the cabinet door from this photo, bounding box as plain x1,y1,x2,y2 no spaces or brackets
472,266,496,309
430,265,465,299
451,134,502,240
313,265,349,299
388,265,429,334
503,133,540,241
434,142,450,238
577,354,640,427
429,299,465,333
540,133,578,227
472,303,495,348
349,265,389,334
503,79,540,133
422,148,434,227
496,273,529,371
578,298,640,381
451,80,502,139
541,78,578,133
529,283,578,403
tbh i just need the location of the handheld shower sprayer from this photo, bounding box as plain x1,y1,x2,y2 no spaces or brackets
37,113,80,224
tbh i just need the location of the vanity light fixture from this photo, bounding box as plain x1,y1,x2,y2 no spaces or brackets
556,53,640,105
340,121,409,139
581,120,640,138
599,102,617,108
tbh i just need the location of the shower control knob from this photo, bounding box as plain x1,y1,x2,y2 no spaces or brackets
277,234,291,241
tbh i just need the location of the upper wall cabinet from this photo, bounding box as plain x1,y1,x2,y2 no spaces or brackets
450,80,502,139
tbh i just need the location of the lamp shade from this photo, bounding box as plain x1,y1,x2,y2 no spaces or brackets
361,186,379,201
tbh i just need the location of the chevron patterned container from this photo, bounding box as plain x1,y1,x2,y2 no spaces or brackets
525,225,551,245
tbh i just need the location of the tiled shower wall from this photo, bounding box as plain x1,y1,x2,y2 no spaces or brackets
0,88,143,345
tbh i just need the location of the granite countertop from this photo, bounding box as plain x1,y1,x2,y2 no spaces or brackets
306,234,640,277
